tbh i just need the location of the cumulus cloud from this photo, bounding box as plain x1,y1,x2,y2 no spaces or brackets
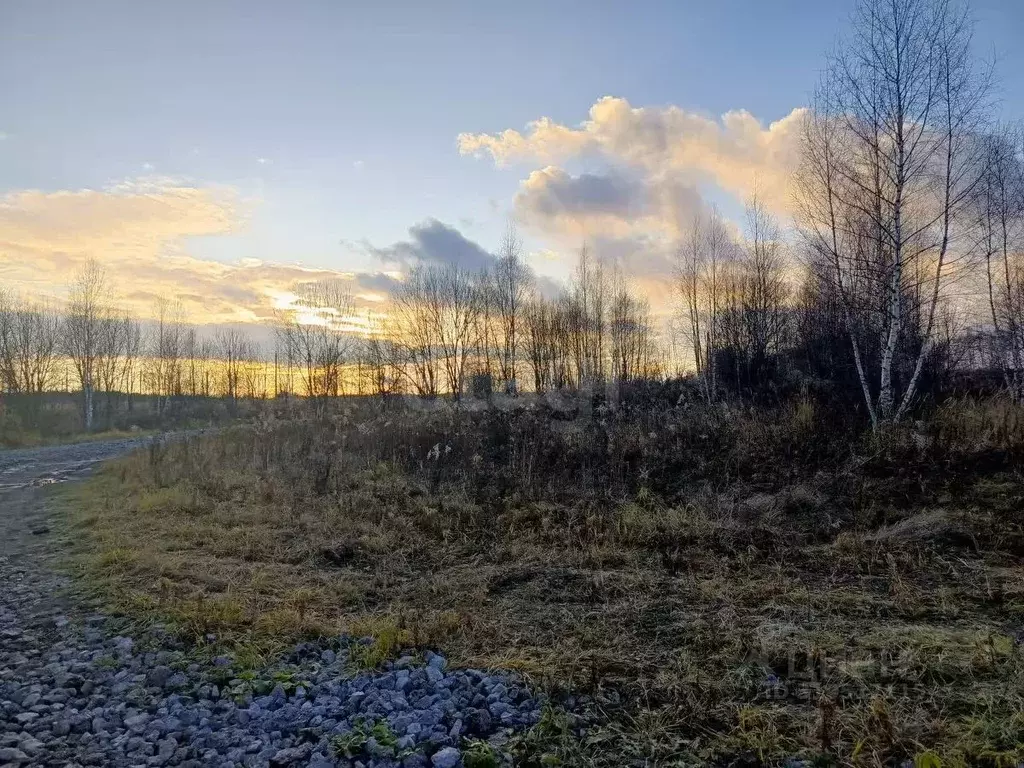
459,96,806,316
365,218,495,272
519,166,637,218
459,96,805,212
513,165,707,242
0,180,399,332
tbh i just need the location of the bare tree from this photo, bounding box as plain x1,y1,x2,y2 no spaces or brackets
609,273,658,383
148,299,186,414
0,291,60,395
388,267,441,398
122,315,142,410
492,222,534,393
567,244,610,386
797,0,989,427
738,193,791,385
675,213,707,385
523,297,557,392
278,280,356,403
216,328,250,407
63,260,112,430
96,311,139,420
361,324,405,400
674,208,736,400
977,124,1024,395
432,264,483,399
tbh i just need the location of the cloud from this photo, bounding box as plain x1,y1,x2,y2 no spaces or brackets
519,167,638,219
513,165,706,242
459,96,806,317
365,218,495,272
459,96,805,212
352,271,402,295
0,179,400,336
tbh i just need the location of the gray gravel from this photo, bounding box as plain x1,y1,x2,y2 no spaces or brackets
0,439,542,767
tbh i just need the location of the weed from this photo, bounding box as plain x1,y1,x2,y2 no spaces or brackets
462,738,501,768
331,719,401,759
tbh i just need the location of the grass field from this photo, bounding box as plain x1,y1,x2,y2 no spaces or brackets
63,398,1024,766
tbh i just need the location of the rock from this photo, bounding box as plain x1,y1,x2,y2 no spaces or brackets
0,747,30,764
16,738,43,756
164,672,188,690
431,747,461,768
147,666,174,688
157,737,177,759
269,744,311,765
125,713,150,731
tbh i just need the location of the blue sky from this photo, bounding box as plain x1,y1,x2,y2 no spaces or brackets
1,0,1022,324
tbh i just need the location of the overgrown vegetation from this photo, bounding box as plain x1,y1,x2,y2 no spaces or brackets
65,391,1024,766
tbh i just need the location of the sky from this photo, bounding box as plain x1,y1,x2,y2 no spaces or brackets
1,0,1022,335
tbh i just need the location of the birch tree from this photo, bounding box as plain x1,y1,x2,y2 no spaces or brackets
492,222,533,393
977,124,1024,395
63,260,111,430
797,0,989,427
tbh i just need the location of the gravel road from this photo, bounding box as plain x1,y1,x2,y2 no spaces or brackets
0,437,162,491
0,438,542,767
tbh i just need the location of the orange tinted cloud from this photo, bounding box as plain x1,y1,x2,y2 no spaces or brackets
0,179,395,326
459,96,805,213
459,97,806,317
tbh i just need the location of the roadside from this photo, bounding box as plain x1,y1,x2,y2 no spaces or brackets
0,440,543,768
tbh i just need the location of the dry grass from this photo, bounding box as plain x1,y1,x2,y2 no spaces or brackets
60,400,1024,767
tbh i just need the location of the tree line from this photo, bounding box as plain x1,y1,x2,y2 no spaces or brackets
361,226,659,400
0,262,279,430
